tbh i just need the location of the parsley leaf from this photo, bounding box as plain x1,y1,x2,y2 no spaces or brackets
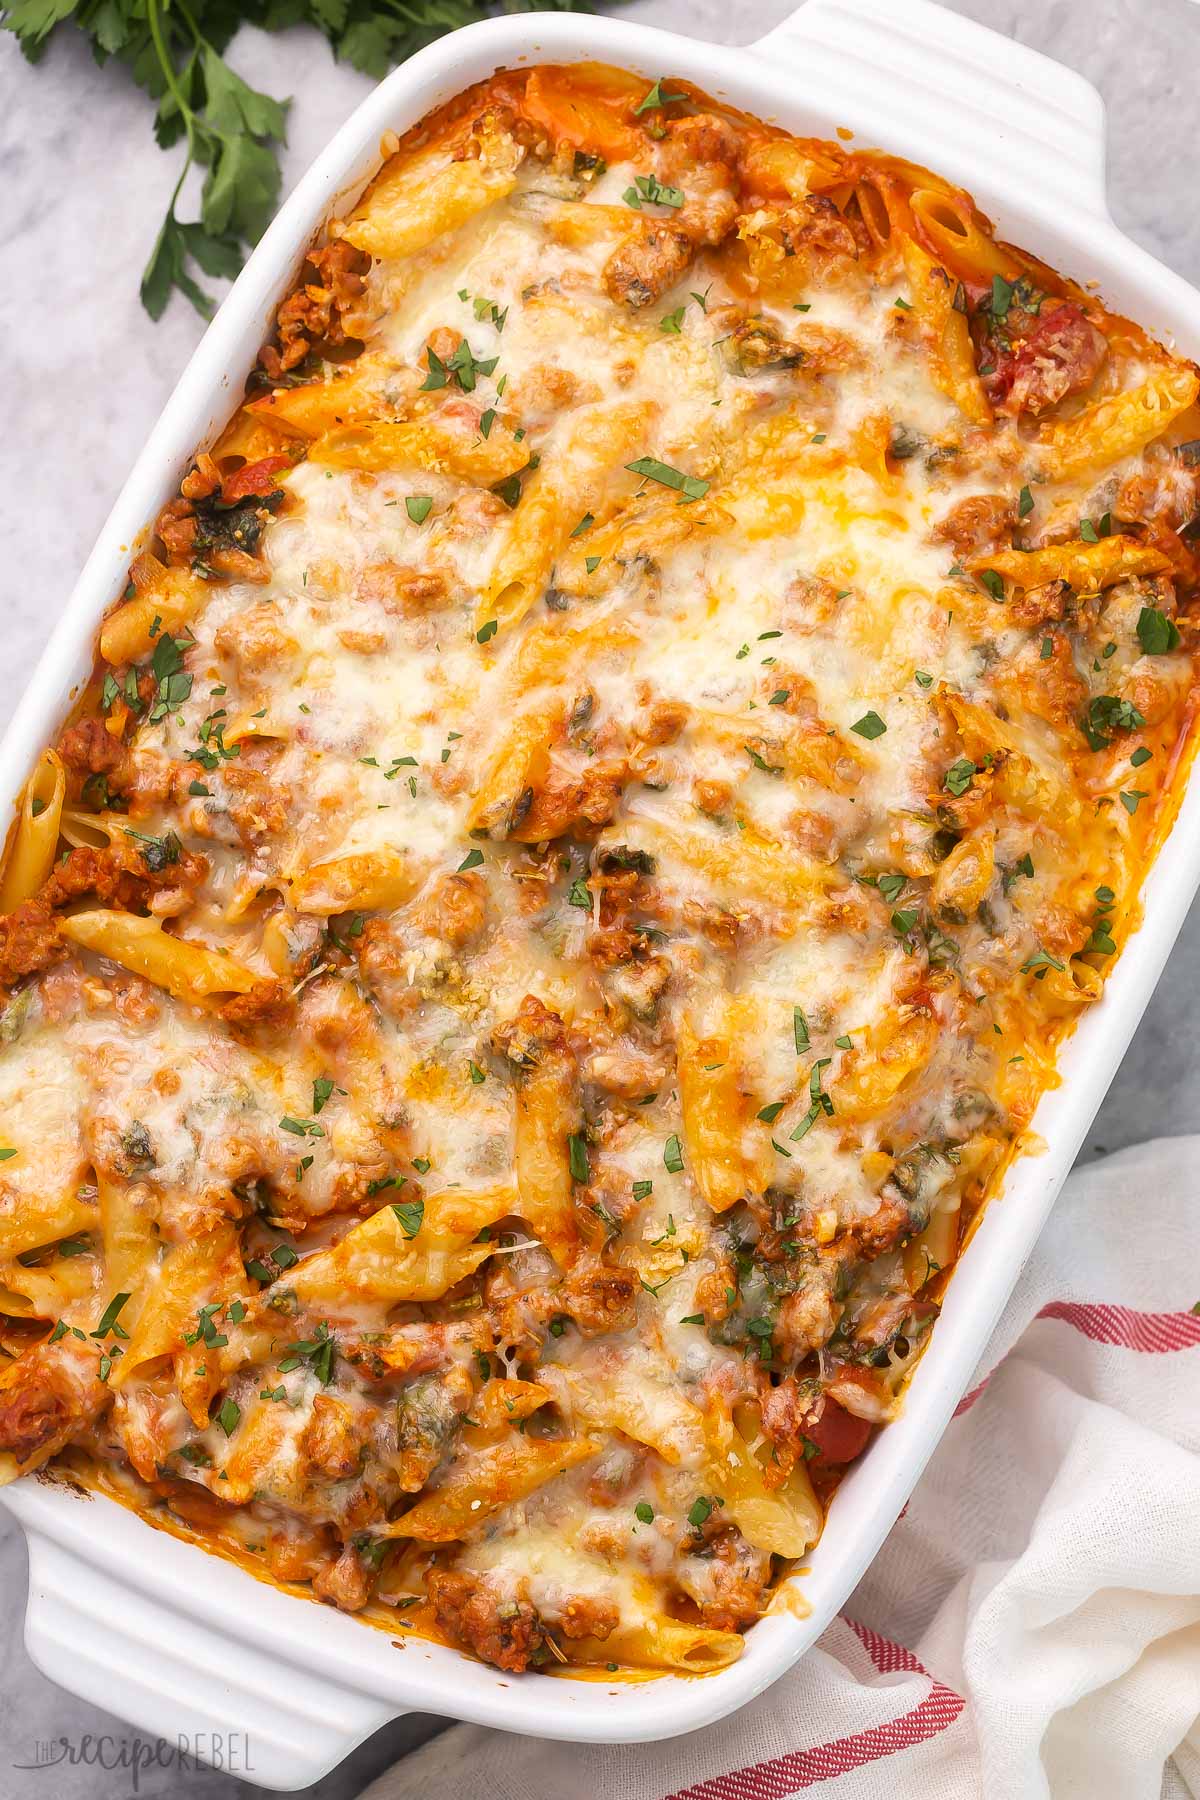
944,758,977,797
635,76,687,114
851,710,887,740
623,172,686,210
392,1199,424,1238
1137,606,1181,656
625,455,708,502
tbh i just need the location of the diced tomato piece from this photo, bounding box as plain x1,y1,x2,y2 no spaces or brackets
220,455,292,502
803,1394,873,1467
985,300,1107,417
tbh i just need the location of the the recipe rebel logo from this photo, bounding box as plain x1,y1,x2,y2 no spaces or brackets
12,1731,255,1791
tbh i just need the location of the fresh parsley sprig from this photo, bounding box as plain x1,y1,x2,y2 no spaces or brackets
2,0,590,321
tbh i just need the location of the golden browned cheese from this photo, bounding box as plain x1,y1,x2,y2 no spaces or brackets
1,61,1198,1675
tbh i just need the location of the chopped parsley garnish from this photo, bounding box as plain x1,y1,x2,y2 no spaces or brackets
458,847,485,871
851,710,887,740
568,1133,590,1184
914,669,934,688
245,1243,298,1283
791,1058,834,1140
688,1494,720,1528
1018,484,1034,518
634,1500,655,1523
793,1005,810,1054
1020,949,1065,979
625,455,708,503
632,1179,654,1202
1083,910,1117,957
365,1175,405,1199
92,1292,132,1339
659,306,685,334
421,338,499,394
664,1134,684,1174
635,76,687,113
1082,695,1146,750
744,743,782,774
471,296,507,330
279,1321,335,1385
181,1303,225,1351
1003,853,1035,894
405,495,433,524
1136,606,1181,655
279,1115,324,1139
978,569,1004,600
216,1398,241,1437
944,758,977,798
757,1101,785,1124
476,619,499,644
392,1199,425,1239
1120,789,1149,815
623,173,686,211
983,271,1043,325
570,512,595,537
568,877,592,908
190,708,240,771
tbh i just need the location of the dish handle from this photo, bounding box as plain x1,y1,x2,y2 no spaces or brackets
21,1529,399,1792
750,0,1109,222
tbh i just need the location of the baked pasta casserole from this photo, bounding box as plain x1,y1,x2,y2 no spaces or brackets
2,62,1198,1677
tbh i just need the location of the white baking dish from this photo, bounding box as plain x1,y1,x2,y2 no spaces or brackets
5,0,1200,1786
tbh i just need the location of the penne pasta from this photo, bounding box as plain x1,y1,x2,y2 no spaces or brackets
59,911,261,1003
289,1187,517,1305
287,850,417,916
1039,364,1200,479
386,1435,600,1541
559,1616,744,1673
479,400,656,631
309,416,528,486
0,750,65,913
900,234,992,427
99,554,208,666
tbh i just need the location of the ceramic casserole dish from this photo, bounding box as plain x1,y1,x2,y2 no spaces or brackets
5,0,1200,1786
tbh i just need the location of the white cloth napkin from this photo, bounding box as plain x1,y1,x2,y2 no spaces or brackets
363,1137,1200,1800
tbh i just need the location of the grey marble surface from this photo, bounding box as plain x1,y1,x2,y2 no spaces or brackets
2,1,1199,1795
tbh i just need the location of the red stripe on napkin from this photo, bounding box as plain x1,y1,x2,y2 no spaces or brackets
663,1622,963,1799
1034,1300,1200,1352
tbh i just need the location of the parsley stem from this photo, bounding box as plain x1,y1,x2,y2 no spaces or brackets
146,0,198,157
